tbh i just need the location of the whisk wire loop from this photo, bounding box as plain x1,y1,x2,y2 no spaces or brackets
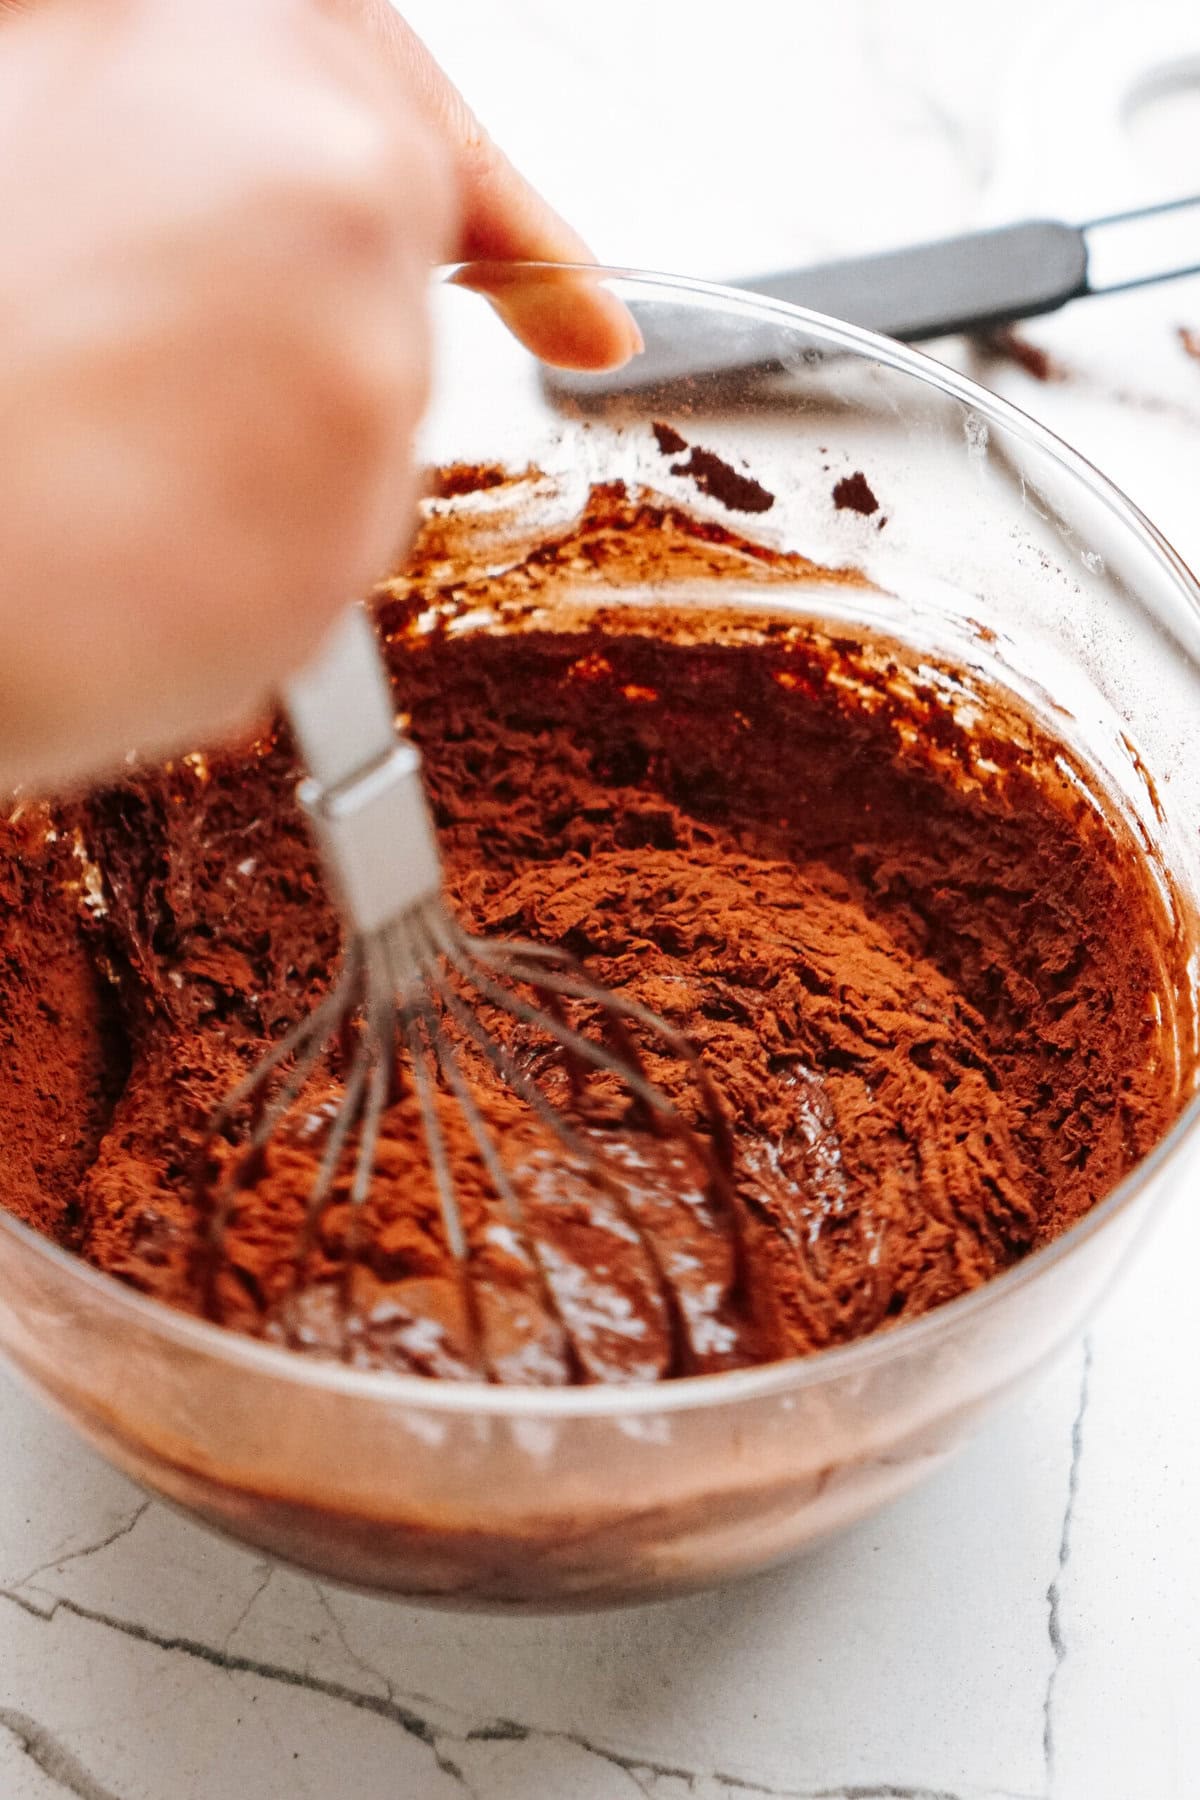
200,604,738,1375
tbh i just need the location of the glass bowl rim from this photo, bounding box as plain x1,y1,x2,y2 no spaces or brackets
6,260,1198,1421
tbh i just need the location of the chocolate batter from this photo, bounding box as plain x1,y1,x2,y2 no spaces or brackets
0,476,1188,1384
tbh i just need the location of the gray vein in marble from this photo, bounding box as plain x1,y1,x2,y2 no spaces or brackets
0,1706,127,1800
856,0,993,196
11,1500,151,1593
0,1581,1042,1800
619,1766,655,1799
1042,1336,1093,1784
1082,377,1200,430
220,1563,274,1654
704,1768,1036,1798
916,90,993,188
0,1585,470,1792
313,1587,388,1694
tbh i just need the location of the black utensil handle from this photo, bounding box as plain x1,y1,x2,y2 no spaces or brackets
742,219,1088,342
544,220,1091,407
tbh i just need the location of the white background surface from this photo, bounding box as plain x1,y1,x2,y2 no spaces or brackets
3,1,1200,1795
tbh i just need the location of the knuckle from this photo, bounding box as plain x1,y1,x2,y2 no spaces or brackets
309,126,397,244
315,328,426,450
305,118,452,267
317,181,395,267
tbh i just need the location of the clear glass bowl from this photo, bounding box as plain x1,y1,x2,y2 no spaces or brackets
1,265,1198,1611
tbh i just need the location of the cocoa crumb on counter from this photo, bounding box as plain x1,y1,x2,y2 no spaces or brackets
832,470,878,515
984,328,1066,382
651,421,688,455
652,423,775,514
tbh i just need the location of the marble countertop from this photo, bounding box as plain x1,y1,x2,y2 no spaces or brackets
3,2,1200,1795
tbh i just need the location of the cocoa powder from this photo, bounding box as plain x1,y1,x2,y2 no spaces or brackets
0,480,1188,1383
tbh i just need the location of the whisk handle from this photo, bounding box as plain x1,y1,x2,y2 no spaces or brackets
285,605,443,933
285,605,400,791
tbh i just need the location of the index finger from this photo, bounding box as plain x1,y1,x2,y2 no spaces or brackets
338,2,642,371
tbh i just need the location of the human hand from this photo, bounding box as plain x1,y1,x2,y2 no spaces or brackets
318,1,642,370
0,0,632,794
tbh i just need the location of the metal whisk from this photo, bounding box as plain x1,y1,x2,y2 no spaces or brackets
195,606,736,1372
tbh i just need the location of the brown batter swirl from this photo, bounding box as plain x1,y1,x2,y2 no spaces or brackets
0,476,1188,1382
